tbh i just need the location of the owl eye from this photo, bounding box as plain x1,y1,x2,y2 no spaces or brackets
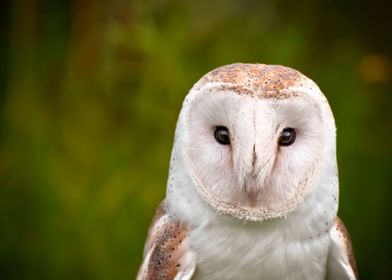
279,127,296,146
214,126,230,145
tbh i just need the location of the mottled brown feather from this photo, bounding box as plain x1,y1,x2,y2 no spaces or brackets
143,200,167,254
146,222,188,279
336,216,358,279
138,201,190,280
195,63,313,99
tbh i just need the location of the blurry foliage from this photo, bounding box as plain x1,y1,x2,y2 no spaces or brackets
0,0,391,279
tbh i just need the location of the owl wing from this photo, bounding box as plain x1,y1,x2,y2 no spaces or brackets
326,216,358,280
137,201,197,280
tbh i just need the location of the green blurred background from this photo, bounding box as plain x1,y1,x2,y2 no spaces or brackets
0,0,391,279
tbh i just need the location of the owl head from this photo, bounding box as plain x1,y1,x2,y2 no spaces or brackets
167,64,338,222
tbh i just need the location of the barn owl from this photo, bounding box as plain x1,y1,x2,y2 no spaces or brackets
137,63,357,280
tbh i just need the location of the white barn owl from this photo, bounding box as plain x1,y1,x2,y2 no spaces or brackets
137,63,357,280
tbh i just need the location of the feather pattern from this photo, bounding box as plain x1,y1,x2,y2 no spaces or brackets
326,217,358,279
137,201,196,280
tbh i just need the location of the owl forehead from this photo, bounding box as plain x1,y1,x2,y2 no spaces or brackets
194,63,315,99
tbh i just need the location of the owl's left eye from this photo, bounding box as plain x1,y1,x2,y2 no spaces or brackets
214,126,230,145
279,127,296,146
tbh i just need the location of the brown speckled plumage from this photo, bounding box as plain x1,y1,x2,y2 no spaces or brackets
138,201,190,280
146,222,187,279
195,63,314,99
336,217,358,279
143,201,167,255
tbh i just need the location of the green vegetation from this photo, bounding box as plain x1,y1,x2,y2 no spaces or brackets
0,0,391,279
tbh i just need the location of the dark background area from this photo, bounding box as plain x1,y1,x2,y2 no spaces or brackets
0,0,391,279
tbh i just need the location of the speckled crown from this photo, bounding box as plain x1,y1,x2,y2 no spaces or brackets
194,63,314,99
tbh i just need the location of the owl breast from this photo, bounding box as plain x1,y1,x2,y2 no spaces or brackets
189,214,331,280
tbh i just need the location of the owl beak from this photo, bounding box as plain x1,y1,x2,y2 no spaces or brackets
243,146,260,197
251,145,257,177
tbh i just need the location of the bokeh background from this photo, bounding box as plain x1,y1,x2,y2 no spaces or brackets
0,0,391,279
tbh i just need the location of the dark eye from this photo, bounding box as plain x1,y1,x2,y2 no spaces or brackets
279,127,296,146
214,126,230,145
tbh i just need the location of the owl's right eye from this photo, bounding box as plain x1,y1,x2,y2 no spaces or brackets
214,126,230,145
